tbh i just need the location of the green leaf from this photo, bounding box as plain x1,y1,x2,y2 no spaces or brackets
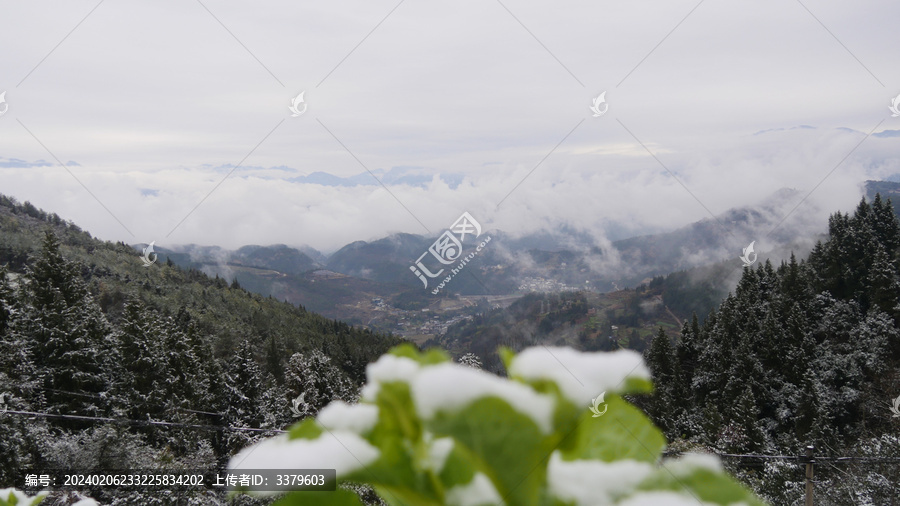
434,441,478,490
340,381,442,504
369,381,421,446
339,432,438,504
0,489,47,506
287,417,324,440
635,459,769,505
621,376,654,394
558,396,665,463
498,346,515,371
230,345,768,506
426,396,551,506
502,378,585,438
388,344,449,365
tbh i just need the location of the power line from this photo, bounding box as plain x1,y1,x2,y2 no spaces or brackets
662,450,900,464
717,452,798,460
6,396,898,463
20,387,226,417
827,456,900,463
0,409,286,434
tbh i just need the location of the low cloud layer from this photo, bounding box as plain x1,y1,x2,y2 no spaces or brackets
1,1,897,253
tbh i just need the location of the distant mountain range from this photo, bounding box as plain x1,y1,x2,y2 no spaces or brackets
288,168,465,189
753,125,900,138
142,181,900,325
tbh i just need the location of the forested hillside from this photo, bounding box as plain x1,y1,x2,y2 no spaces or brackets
436,267,727,374
4,191,900,504
642,195,900,504
0,194,404,504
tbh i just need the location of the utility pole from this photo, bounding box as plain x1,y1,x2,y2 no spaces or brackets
805,445,814,506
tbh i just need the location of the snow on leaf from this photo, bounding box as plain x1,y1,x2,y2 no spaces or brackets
508,347,651,406
444,472,504,506
411,362,556,434
0,488,48,506
361,354,421,401
546,451,653,505
317,401,379,434
661,452,724,476
228,431,379,495
617,491,707,506
424,434,454,472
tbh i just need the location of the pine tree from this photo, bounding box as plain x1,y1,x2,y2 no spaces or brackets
672,313,701,437
794,370,821,444
220,340,267,456
778,253,812,310
161,320,200,409
285,349,357,417
223,340,264,429
21,232,114,417
0,266,34,484
871,194,900,254
155,312,224,459
730,386,766,453
692,308,722,409
676,313,700,382
648,327,675,384
781,303,811,386
170,306,220,412
646,327,677,435
111,298,167,420
259,372,291,430
264,334,284,380
0,265,34,396
0,266,15,339
866,244,899,318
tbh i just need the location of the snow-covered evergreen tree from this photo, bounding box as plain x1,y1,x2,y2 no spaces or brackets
20,232,115,417
285,349,357,418
646,326,678,435
223,339,264,429
457,352,482,369
111,297,168,420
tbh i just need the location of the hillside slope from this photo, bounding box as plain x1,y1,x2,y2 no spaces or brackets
0,193,404,503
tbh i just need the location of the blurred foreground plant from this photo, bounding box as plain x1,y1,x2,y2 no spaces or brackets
0,488,46,506
230,345,767,505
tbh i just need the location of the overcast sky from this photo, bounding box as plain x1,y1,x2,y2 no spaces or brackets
1,0,898,252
